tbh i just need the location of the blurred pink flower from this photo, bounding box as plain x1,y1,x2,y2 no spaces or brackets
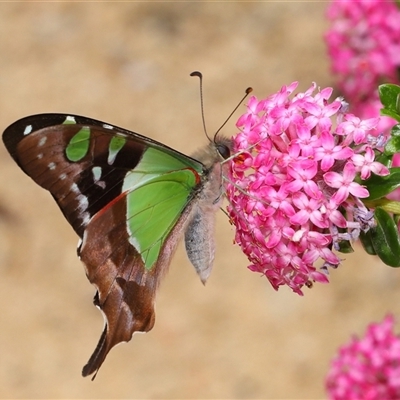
226,82,389,295
352,96,397,135
326,315,400,400
325,0,400,105
325,0,400,172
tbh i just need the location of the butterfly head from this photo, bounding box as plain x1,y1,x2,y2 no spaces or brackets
191,135,232,169
215,137,231,160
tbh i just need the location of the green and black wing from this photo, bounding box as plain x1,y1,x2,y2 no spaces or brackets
3,113,207,378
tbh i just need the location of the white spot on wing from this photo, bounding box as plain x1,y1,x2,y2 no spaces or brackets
77,194,89,211
66,116,76,123
79,230,88,260
108,152,117,165
38,136,47,146
77,238,83,258
92,166,106,189
81,212,90,225
23,125,32,135
37,153,43,159
107,136,125,165
71,183,79,193
48,162,56,170
71,184,90,221
103,124,113,130
60,173,67,180
92,166,102,182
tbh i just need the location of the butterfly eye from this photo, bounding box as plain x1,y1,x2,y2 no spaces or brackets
217,144,230,160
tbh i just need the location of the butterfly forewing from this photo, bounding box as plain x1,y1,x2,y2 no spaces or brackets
3,114,204,236
2,113,208,378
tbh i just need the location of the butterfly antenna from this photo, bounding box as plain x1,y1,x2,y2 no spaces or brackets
213,86,253,142
190,71,213,143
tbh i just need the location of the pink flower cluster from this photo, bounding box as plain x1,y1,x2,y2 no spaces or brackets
325,0,400,133
326,315,400,400
226,82,389,295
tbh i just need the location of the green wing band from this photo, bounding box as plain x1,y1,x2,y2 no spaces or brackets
122,147,203,194
126,169,198,269
65,127,91,161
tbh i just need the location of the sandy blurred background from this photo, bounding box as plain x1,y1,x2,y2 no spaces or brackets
0,2,399,399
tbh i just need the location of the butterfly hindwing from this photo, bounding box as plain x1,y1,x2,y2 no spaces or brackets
2,113,208,378
80,187,199,377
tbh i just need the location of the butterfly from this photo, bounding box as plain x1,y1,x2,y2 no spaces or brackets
2,111,232,379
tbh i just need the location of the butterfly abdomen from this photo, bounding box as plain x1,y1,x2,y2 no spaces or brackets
184,141,230,284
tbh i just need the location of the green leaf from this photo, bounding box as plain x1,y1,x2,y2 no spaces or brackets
364,168,400,200
379,84,400,122
381,108,400,121
369,207,400,267
337,239,354,254
385,124,400,159
375,152,392,167
385,132,400,156
359,230,377,255
390,124,400,137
